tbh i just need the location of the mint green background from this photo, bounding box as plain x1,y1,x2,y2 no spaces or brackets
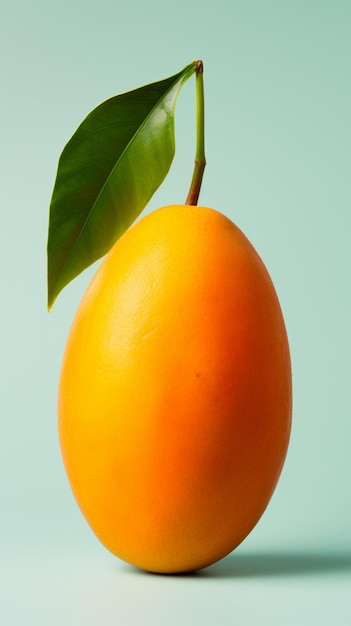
2,1,350,624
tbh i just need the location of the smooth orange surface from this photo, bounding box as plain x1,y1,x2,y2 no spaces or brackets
58,205,292,573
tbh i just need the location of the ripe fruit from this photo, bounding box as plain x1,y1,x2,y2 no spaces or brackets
58,204,292,574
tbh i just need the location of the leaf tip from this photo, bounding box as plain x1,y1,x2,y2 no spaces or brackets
47,280,58,312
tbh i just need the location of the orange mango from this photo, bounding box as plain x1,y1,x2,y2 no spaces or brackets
59,205,292,573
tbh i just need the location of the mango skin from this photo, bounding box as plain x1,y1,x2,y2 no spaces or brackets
58,205,292,573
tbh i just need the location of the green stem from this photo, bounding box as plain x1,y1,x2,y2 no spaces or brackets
185,60,206,206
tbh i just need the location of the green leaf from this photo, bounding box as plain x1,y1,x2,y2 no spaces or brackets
47,61,197,309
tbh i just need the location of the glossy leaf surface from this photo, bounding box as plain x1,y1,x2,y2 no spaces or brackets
47,62,196,309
